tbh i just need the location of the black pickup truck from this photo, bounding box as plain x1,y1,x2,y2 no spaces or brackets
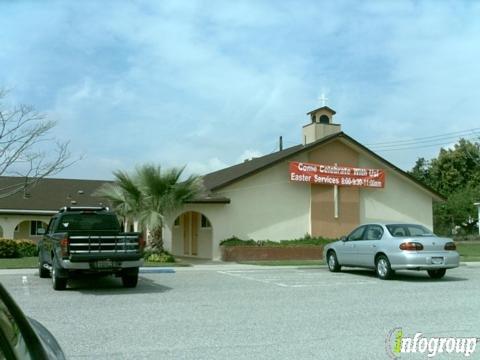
38,206,144,290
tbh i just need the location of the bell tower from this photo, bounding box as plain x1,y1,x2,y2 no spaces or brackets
302,106,341,145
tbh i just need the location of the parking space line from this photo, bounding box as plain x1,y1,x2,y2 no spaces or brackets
217,269,378,288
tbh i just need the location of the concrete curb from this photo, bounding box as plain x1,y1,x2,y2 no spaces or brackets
174,264,327,271
0,264,327,275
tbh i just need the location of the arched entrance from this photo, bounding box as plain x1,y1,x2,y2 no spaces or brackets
13,220,48,240
172,211,213,258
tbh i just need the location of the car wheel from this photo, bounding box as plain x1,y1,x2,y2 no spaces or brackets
121,268,139,288
51,259,67,291
427,269,446,279
38,253,50,279
375,255,393,280
327,251,341,272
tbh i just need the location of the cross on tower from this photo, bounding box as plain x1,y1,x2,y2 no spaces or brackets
319,93,328,106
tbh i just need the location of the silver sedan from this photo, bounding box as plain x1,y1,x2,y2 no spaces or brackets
324,223,460,279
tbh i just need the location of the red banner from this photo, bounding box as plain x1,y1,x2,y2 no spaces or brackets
289,161,385,188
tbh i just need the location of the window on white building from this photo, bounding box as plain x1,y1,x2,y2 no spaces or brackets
30,221,46,236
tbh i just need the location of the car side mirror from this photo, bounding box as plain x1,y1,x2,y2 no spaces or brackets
0,283,65,359
340,236,347,242
37,228,46,235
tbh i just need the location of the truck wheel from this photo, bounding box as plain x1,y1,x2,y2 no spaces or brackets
121,268,139,288
38,253,50,279
52,260,67,291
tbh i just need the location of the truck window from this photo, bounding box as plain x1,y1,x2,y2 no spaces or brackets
59,213,121,231
46,218,55,234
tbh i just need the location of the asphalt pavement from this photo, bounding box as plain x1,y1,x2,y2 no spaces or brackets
1,264,479,359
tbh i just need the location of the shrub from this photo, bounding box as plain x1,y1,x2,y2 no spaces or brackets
144,247,175,263
146,252,175,263
0,239,20,258
454,234,480,242
220,237,256,247
16,240,38,257
220,235,336,247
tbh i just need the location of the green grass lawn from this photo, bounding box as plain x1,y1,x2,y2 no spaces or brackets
457,243,480,262
0,257,38,269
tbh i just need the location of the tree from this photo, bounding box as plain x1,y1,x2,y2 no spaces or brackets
94,170,143,231
434,185,480,235
410,157,432,189
410,138,480,235
96,164,204,251
428,139,480,196
0,90,75,198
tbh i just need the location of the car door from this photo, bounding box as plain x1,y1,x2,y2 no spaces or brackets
337,225,367,266
356,225,384,268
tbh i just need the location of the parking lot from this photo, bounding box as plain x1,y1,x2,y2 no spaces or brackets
1,264,480,359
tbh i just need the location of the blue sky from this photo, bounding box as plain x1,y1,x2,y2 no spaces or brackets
1,0,480,180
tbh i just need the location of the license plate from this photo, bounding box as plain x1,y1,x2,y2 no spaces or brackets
93,260,113,269
431,257,444,265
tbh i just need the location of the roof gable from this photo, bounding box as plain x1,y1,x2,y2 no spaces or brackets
202,132,445,201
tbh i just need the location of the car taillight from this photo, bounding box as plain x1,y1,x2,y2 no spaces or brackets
399,242,424,251
444,242,456,251
60,236,69,257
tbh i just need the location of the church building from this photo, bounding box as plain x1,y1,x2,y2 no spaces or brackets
164,106,443,260
0,106,443,260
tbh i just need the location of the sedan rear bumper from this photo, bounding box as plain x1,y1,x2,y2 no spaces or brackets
389,251,460,270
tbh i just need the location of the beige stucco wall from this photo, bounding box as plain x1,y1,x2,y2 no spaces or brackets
215,155,311,245
165,203,228,260
0,215,51,241
358,155,434,230
302,123,341,144
165,154,311,260
163,141,435,259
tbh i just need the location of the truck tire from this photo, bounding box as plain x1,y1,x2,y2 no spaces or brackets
121,268,139,288
52,258,67,291
38,252,50,279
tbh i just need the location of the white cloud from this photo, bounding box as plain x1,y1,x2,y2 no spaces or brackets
2,0,480,179
185,158,228,176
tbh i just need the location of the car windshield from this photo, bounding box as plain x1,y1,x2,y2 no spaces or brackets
386,224,435,237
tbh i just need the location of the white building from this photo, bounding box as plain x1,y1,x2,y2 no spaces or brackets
164,106,443,259
0,106,443,260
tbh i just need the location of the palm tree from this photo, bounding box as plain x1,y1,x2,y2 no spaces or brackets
96,164,204,252
94,170,143,231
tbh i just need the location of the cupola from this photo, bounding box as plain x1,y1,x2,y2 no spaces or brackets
302,106,341,145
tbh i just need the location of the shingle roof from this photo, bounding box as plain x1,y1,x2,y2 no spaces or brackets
201,132,445,201
0,177,111,213
202,144,303,191
0,131,444,213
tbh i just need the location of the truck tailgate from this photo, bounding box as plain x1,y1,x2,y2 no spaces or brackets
67,231,142,261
